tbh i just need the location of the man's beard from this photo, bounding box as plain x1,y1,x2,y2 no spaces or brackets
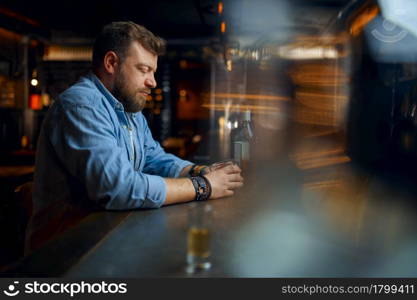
112,72,147,113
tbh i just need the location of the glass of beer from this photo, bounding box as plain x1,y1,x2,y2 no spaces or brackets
186,203,213,273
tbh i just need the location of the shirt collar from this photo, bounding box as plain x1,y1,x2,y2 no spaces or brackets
87,71,136,115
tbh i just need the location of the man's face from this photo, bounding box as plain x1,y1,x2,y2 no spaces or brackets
112,41,158,113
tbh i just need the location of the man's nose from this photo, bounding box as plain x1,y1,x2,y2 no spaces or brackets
145,74,157,88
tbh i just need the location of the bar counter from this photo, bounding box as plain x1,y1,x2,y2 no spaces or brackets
2,159,417,277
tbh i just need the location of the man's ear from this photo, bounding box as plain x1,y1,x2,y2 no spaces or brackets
103,51,119,74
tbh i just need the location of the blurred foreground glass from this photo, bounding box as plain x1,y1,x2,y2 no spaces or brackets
186,203,213,273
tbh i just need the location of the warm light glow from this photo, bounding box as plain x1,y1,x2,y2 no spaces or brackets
226,59,232,71
41,93,51,106
218,117,226,138
0,27,23,42
212,93,289,102
350,5,379,36
192,135,202,143
297,91,347,104
179,89,187,97
291,148,345,160
218,2,223,15
203,103,280,114
279,46,339,60
30,79,38,86
155,95,163,101
289,60,349,127
221,21,226,33
29,94,42,110
21,136,29,148
290,64,348,87
43,45,92,61
0,7,40,26
291,150,351,170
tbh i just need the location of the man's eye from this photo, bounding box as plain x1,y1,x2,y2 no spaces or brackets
137,67,149,73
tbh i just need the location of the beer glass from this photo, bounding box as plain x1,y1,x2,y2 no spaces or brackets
186,203,213,273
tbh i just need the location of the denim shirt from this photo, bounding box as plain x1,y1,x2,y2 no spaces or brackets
28,73,192,248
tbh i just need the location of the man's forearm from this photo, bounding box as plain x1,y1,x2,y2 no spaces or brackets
163,162,244,205
163,177,195,205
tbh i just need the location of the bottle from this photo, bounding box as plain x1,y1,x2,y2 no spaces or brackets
232,110,253,168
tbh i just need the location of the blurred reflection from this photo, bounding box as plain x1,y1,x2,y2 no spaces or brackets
219,0,417,277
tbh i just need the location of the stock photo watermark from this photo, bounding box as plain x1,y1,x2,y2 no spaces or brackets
1,280,128,297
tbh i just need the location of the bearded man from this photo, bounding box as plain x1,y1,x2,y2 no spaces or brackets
28,21,243,252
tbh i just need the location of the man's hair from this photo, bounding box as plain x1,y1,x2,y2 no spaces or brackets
92,21,166,68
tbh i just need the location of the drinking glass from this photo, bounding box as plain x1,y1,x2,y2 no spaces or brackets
186,203,213,273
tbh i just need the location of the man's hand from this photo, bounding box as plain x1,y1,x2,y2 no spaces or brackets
165,161,243,206
204,163,243,198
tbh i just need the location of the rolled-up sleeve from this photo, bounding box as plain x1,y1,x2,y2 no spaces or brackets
49,102,165,209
